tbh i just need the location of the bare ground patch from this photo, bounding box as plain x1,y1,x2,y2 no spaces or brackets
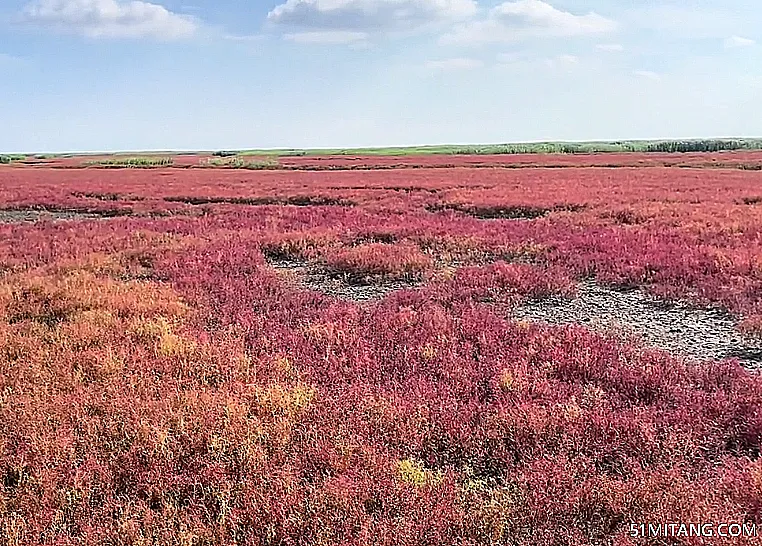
70,191,146,202
268,258,423,302
511,280,762,368
0,206,206,223
0,208,130,223
426,203,585,220
163,196,354,207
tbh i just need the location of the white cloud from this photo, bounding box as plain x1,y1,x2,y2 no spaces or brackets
425,57,483,71
540,53,578,70
624,5,753,40
724,35,755,49
23,0,197,40
555,53,578,64
495,51,580,72
285,30,368,44
223,34,265,42
633,70,660,81
442,0,616,45
491,0,614,34
596,43,623,52
496,51,531,64
267,0,477,33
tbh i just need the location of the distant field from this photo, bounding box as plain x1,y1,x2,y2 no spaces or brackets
4,137,762,161
6,149,762,172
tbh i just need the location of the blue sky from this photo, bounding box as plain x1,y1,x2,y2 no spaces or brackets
0,0,760,152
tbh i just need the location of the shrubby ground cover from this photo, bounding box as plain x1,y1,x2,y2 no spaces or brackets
1,159,761,545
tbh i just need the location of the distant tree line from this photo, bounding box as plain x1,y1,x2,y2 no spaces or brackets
0,154,26,164
210,140,762,157
643,140,749,153
449,140,762,155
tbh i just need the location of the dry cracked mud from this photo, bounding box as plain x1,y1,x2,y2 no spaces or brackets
0,209,121,223
269,259,423,302
271,259,761,368
512,280,762,369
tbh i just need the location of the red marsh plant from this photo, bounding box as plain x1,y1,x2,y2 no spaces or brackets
2,161,762,545
322,243,435,282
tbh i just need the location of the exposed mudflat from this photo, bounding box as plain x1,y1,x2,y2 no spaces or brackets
269,259,762,367
512,280,762,369
269,259,422,302
0,209,115,223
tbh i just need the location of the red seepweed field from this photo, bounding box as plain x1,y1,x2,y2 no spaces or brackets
1,155,762,545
